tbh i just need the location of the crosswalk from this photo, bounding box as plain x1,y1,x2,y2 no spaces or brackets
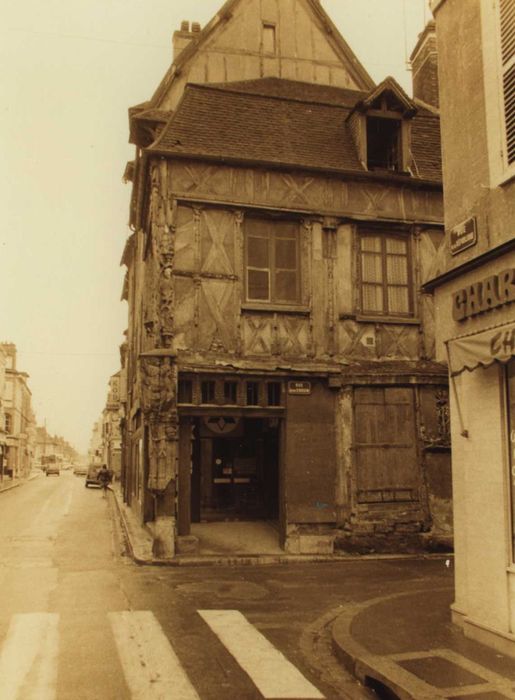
0,610,325,700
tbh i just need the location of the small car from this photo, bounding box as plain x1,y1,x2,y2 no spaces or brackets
46,465,60,476
73,466,87,476
85,464,101,488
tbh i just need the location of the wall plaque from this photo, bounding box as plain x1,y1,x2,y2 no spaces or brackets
450,217,477,255
288,381,312,395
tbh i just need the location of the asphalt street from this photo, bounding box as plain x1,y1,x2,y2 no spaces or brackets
0,472,454,699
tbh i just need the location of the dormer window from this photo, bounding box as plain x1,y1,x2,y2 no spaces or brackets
347,78,417,176
366,116,402,171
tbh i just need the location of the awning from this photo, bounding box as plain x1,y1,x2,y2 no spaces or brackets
447,320,515,376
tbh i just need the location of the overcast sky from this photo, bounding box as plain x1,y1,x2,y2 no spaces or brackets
0,0,429,453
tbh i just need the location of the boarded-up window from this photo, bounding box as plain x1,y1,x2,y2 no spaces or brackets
359,232,411,317
246,219,300,304
354,387,419,503
263,23,276,54
500,0,515,164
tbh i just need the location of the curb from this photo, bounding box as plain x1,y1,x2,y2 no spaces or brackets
331,588,456,700
111,489,453,568
0,471,41,494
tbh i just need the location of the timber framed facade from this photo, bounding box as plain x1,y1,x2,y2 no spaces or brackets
120,0,451,557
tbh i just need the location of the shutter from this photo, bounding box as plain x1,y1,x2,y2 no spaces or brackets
500,0,515,164
354,387,419,503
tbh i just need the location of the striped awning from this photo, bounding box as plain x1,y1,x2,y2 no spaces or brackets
447,320,515,376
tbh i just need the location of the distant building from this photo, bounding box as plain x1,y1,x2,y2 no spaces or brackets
88,418,103,466
101,371,123,478
1,343,35,479
120,0,451,557
427,0,515,658
34,426,78,467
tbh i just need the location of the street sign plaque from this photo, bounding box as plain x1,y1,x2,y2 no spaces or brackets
450,216,477,255
288,381,312,395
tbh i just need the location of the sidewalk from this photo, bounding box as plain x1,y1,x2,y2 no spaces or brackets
112,485,451,568
332,586,515,699
0,470,42,494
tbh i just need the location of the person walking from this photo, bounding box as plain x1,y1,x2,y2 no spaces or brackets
97,464,112,498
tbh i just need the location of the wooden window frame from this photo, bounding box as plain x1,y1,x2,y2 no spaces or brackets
201,380,216,405
178,379,193,405
358,230,414,319
267,381,282,407
224,381,238,405
246,381,260,406
366,113,403,172
245,218,301,306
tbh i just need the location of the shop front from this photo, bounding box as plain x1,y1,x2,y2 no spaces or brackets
431,256,515,657
191,415,280,523
175,372,338,554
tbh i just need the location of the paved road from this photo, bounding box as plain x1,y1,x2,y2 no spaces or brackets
0,472,453,699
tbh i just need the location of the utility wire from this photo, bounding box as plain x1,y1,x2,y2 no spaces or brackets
3,26,169,50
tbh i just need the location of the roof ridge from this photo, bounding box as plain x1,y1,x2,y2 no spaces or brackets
185,81,361,109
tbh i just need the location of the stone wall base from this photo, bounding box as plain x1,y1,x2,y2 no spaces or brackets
334,503,453,554
149,516,175,558
176,534,199,555
452,607,515,660
285,524,335,554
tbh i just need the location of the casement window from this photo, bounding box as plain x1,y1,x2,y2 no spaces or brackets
246,381,260,406
178,379,193,404
4,413,12,434
500,0,515,166
359,231,412,317
224,381,238,404
245,219,300,305
201,381,216,404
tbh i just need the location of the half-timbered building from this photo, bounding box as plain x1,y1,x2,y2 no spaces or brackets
121,0,451,557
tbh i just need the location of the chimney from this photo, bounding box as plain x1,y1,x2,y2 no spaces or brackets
410,20,439,108
172,20,201,62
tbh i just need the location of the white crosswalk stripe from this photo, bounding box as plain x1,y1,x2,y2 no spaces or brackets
0,609,324,699
0,613,59,700
108,610,201,700
199,609,325,699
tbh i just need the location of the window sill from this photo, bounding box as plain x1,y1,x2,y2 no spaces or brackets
242,303,310,315
340,313,420,325
494,166,515,189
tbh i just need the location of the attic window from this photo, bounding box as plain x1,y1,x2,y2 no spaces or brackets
366,116,402,171
263,23,276,54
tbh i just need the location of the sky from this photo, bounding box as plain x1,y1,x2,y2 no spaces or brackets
0,0,429,453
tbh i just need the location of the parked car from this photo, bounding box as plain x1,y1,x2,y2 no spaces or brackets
73,466,87,476
46,465,60,476
85,464,101,488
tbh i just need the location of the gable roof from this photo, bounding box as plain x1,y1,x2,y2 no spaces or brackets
150,78,442,183
150,0,375,107
353,76,418,117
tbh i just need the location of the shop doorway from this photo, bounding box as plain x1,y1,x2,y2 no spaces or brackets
191,417,279,523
